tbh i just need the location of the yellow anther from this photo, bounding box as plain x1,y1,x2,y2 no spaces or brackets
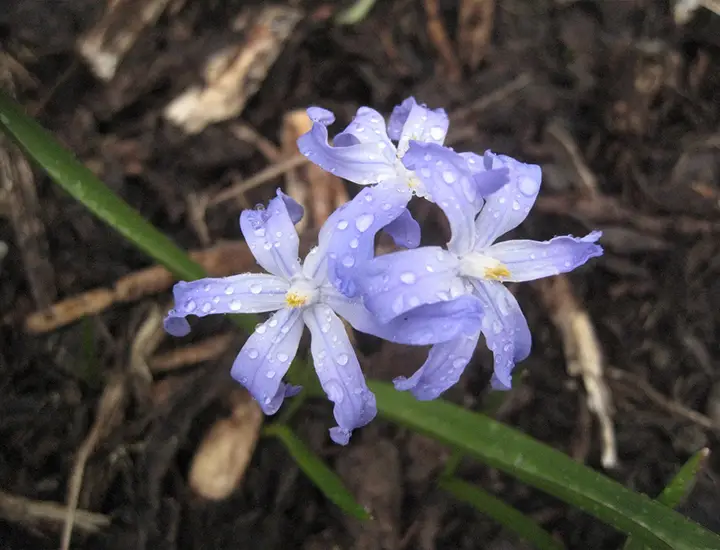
285,291,308,308
483,264,511,280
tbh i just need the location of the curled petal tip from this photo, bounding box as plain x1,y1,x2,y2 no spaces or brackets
164,313,191,337
329,426,352,445
306,106,335,125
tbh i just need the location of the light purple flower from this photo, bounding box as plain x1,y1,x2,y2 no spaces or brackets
353,143,603,399
164,189,484,444
297,98,508,295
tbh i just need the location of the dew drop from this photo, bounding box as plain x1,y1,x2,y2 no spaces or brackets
519,176,539,196
212,296,220,304
342,255,355,267
256,324,267,334
512,200,521,211
493,320,503,334
185,300,197,312
266,370,276,379
203,284,211,292
325,379,344,402
201,303,212,313
225,285,234,295
337,220,349,230
254,227,266,237
269,318,278,328
230,300,242,311
336,353,349,366
349,238,359,249
400,272,416,284
250,283,262,294
277,353,289,363
381,203,392,211
355,214,374,232
247,348,259,359
420,167,431,178
442,170,456,183
429,126,445,140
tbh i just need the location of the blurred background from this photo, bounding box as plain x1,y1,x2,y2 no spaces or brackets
1,0,719,548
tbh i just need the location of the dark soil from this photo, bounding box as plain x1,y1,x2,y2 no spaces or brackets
2,1,720,549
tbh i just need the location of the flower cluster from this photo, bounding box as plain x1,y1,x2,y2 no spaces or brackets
165,98,603,444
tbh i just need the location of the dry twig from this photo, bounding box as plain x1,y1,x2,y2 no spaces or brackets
150,333,235,372
536,276,618,469
423,0,462,82
458,0,496,70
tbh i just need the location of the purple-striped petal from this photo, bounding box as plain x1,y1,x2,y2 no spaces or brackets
321,182,413,296
355,246,467,324
487,232,603,282
240,190,302,279
470,279,531,389
394,331,481,400
163,274,289,337
403,142,508,255
304,304,376,445
325,288,484,345
473,152,543,249
230,308,304,414
297,107,397,185
388,97,449,146
383,208,421,249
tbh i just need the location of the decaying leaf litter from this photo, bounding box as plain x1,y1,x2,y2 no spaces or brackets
1,0,720,548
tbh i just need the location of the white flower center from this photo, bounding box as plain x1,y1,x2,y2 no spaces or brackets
458,252,511,281
285,277,320,308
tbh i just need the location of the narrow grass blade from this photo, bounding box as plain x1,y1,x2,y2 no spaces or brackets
440,477,564,550
0,91,204,281
623,448,711,550
368,381,720,550
264,424,370,520
335,0,378,25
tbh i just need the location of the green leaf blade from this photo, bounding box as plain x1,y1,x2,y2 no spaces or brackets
369,381,720,550
265,424,370,520
0,91,205,281
440,477,564,550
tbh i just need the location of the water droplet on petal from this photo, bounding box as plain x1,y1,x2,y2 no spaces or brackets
225,286,234,295
336,353,349,366
247,348,259,359
337,220,349,230
519,176,539,196
185,300,197,312
420,167,431,178
342,255,355,267
442,170,456,183
429,126,445,140
493,320,503,334
201,303,212,313
325,379,344,403
512,200,521,211
277,353,289,363
400,272,416,284
230,300,242,311
355,214,374,232
266,370,276,378
349,238,359,249
269,318,278,328
256,324,267,335
250,283,262,294
203,284,211,292
392,295,404,314
212,296,220,304
381,203,392,211
254,228,266,237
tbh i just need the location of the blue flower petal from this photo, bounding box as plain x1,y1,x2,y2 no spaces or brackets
303,304,376,445
383,208,421,249
394,331,481,400
230,308,305,414
163,273,289,336
388,97,449,145
487,231,603,282
297,107,397,185
240,190,302,279
470,279,532,389
473,152,543,249
355,246,467,324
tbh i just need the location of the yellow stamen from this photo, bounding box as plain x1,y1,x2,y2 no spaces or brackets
285,291,308,308
484,264,511,280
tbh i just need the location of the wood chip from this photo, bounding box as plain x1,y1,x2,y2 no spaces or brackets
458,0,495,70
164,6,302,134
149,333,235,372
77,0,173,81
188,388,263,501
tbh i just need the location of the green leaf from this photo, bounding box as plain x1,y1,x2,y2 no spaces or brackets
264,424,370,520
623,448,711,550
440,477,564,550
368,381,720,550
0,91,204,282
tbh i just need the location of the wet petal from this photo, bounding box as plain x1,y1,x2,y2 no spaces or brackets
163,274,290,337
318,182,412,296
333,106,395,160
230,308,304,414
474,152,543,249
459,151,511,208
240,190,302,279
388,97,449,146
354,246,466,324
297,107,397,185
404,142,508,255
487,231,603,282
383,208,421,249
470,279,532,389
304,304,376,445
394,331,481,400
325,288,484,345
